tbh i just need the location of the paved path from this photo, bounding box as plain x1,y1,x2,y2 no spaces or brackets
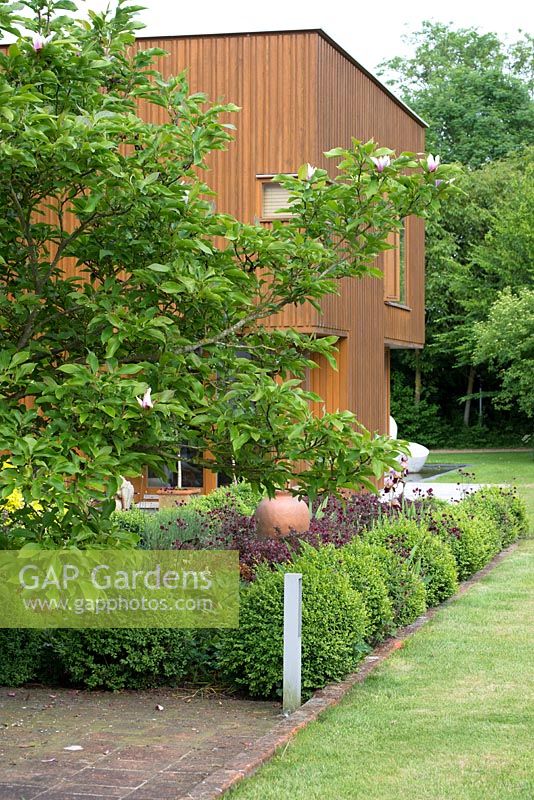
0,688,279,800
430,448,530,453
383,482,483,502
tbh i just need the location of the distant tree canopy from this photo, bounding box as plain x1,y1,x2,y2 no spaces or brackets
381,22,534,442
379,22,534,168
475,288,534,419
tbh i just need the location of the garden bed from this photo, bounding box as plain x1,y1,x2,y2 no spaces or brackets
1,484,528,698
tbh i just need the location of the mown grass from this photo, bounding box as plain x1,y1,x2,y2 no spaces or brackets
229,541,534,800
426,450,534,534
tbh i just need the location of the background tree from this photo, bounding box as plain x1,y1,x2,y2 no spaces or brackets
0,0,456,545
379,22,534,168
475,289,534,420
380,23,534,445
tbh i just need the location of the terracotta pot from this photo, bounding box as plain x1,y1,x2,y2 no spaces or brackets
157,488,202,509
254,491,310,539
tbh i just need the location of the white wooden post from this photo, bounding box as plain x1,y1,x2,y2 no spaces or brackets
283,572,302,715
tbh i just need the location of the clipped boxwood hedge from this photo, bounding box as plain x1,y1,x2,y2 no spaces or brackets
0,488,525,696
0,630,48,686
460,486,528,547
49,629,198,691
427,506,499,581
364,518,459,607
351,540,427,627
217,544,370,698
336,540,395,643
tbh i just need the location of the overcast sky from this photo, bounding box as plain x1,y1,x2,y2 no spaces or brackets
83,0,531,76
1,1,531,81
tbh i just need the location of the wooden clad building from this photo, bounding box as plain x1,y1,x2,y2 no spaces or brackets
133,29,427,495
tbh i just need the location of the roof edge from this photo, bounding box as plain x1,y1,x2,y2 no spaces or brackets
135,27,428,129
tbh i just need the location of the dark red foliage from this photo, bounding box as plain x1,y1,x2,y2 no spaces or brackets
171,493,435,581
425,509,463,540
305,493,385,546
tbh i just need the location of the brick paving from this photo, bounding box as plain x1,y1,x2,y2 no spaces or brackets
0,687,279,800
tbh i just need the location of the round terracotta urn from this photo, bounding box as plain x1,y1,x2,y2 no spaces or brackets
254,491,311,539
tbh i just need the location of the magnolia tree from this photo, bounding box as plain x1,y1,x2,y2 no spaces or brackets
0,0,459,546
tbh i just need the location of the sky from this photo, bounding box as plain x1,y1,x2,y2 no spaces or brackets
82,0,532,76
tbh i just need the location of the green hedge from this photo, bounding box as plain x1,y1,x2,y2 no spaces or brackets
49,629,198,690
336,540,396,643
427,506,498,581
460,486,528,547
0,630,48,686
0,488,523,696
364,518,459,607
185,482,263,516
346,540,427,628
217,544,369,698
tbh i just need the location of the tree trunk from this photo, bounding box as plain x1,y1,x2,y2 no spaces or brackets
463,366,476,427
414,351,422,406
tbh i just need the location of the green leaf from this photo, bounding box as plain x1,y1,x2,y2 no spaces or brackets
87,352,99,374
105,339,121,359
160,281,186,294
147,263,171,272
57,364,84,375
10,351,31,368
195,239,213,255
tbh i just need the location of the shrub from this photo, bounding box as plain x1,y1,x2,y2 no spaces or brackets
460,487,529,546
351,541,427,627
305,493,384,546
218,544,369,698
112,507,146,537
186,482,263,516
0,630,48,686
365,518,459,607
337,540,395,642
49,629,198,690
425,506,499,580
142,506,221,549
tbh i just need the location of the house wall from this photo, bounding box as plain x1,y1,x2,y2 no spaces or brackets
134,30,425,445
312,33,426,433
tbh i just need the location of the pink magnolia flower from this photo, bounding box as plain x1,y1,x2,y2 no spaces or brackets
427,154,440,172
136,387,153,409
305,163,317,181
32,33,53,52
371,155,391,173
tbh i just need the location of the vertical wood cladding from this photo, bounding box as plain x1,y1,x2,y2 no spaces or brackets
135,32,319,222
132,31,426,438
313,35,426,433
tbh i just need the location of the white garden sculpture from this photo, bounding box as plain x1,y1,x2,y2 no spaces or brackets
389,416,429,474
115,477,135,511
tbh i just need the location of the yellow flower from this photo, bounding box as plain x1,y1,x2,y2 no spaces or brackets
1,462,42,514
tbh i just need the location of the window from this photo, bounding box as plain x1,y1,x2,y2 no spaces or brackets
260,180,295,219
383,219,407,305
147,447,203,489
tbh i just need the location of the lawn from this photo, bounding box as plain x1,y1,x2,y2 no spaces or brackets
229,540,534,800
426,450,534,533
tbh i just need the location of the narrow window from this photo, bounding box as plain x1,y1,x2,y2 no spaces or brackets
398,220,406,304
383,219,407,304
147,447,203,489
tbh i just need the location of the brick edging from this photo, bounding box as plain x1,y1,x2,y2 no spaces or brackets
180,543,519,800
